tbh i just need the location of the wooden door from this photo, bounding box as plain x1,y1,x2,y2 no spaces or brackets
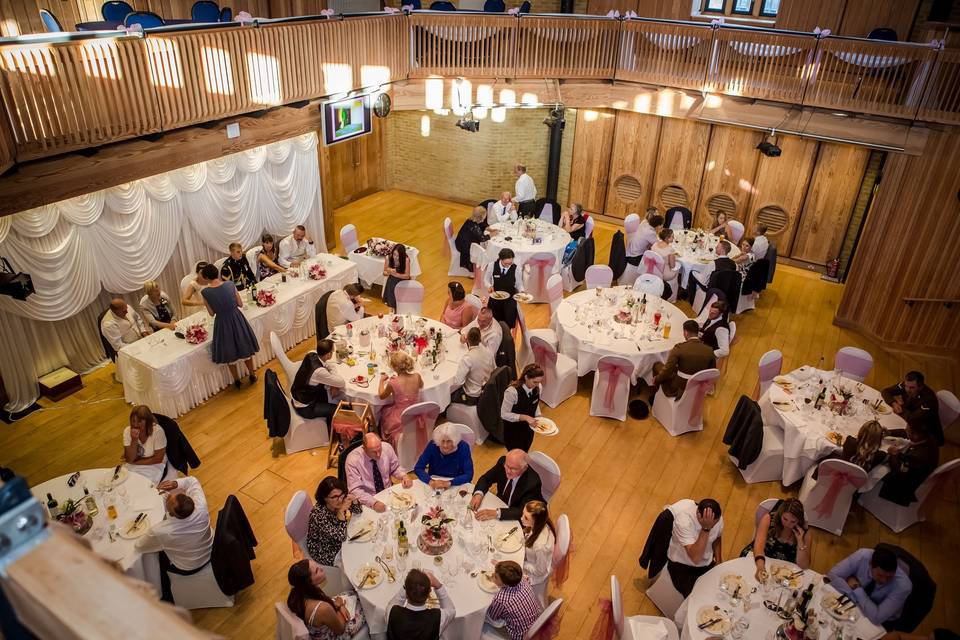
567,109,616,215
652,117,710,215
603,110,660,220
320,122,383,211
695,125,762,229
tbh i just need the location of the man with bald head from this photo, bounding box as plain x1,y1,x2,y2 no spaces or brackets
100,297,150,354
344,432,412,513
492,191,518,224
470,449,544,521
462,307,503,353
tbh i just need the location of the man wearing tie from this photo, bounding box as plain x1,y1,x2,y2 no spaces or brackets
469,449,544,521
344,433,413,513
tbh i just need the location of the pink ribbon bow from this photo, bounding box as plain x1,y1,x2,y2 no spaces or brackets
624,10,637,18
236,10,253,23
686,378,712,427
115,23,144,35
526,256,554,300
605,9,620,17
598,360,631,410
383,6,400,13
507,7,520,14
813,468,865,518
813,27,831,37
320,8,334,16
531,341,557,369
401,4,414,10
642,255,660,275
588,598,615,640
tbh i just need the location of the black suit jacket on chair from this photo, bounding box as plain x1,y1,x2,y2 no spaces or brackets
474,456,544,520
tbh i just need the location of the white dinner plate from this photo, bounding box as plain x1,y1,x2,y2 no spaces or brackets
495,527,524,553
355,564,384,590
347,518,375,542
513,293,534,303
117,515,150,539
696,605,731,635
821,593,860,622
477,570,499,593
489,291,510,300
531,417,559,436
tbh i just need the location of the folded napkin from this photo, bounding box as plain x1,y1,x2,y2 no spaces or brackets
628,618,668,640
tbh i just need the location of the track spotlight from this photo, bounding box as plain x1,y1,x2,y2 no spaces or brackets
542,106,565,127
756,132,781,157
456,116,479,132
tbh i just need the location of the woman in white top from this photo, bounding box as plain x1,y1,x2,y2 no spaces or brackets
180,261,210,315
651,228,680,297
122,405,168,484
521,500,556,588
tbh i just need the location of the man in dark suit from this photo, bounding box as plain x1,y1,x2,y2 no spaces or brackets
881,370,943,445
652,320,717,399
685,239,736,301
469,449,543,521
878,419,940,506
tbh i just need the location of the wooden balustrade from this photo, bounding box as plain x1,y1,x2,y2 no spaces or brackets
0,13,958,166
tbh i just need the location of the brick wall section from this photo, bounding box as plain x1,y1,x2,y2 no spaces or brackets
384,107,577,206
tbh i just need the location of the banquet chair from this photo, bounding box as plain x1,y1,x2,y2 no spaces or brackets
693,270,741,316
445,380,495,445
219,6,232,20
214,256,228,272
858,458,960,533
938,390,960,444
101,0,133,21
527,451,561,500
798,460,867,535
470,243,489,298
561,236,594,293
584,216,595,239
590,355,634,421
724,395,784,484
394,281,424,315
483,0,505,10
665,206,691,231
539,201,555,224
445,217,472,277
464,293,483,311
97,309,118,362
339,224,359,254
737,259,769,312
284,491,349,592
169,562,234,609
522,252,556,303
544,273,563,315
641,250,665,277
396,401,441,469
39,8,63,31
695,291,720,324
620,214,642,287
754,498,780,528
634,274,664,298
645,566,684,620
611,575,679,640
448,422,476,449
270,375,330,454
315,291,333,339
527,598,563,639
833,346,873,382
486,200,499,225
529,336,578,408
726,220,745,243
518,303,557,370
270,331,301,386
275,602,309,640
652,368,721,437
124,10,164,27
245,246,261,282
584,264,613,289
191,0,221,21
754,349,783,400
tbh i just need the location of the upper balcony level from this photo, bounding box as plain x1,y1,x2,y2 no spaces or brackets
0,11,957,172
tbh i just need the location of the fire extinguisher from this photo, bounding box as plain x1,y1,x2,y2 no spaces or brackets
826,257,840,279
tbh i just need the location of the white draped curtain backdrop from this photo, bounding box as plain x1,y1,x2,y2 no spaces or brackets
0,132,326,412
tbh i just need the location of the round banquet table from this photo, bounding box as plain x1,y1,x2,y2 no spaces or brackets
672,229,741,288
340,480,523,640
348,239,421,289
759,367,905,485
486,219,570,275
555,286,687,378
329,315,466,412
677,556,886,640
31,468,166,588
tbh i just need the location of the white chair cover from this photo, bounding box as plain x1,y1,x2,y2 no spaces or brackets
519,304,558,369
529,335,578,408
834,346,873,382
584,264,613,289
652,368,721,436
623,213,640,235
641,250,665,277
735,425,784,484
486,201,498,226
584,216,595,239
394,280,425,315
179,273,196,300
938,390,960,444
645,566,683,619
539,203,555,224
169,563,234,609
798,460,867,535
445,217,472,277
667,210,686,230
524,598,563,639
545,273,564,314
465,294,483,311
523,252,557,303
214,256,228,271
858,458,960,533
590,354,634,421
397,401,441,469
447,422,476,449
754,498,780,529
634,274,665,297
755,349,783,399
246,246,262,282
278,382,329,454
284,490,312,557
611,574,626,639
340,224,359,253
270,331,301,387
727,220,745,243
528,451,561,501
445,403,488,445
275,602,310,640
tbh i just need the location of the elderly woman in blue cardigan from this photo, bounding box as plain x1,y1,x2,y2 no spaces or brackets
414,423,474,489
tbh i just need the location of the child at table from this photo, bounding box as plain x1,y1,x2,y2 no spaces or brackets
485,561,544,640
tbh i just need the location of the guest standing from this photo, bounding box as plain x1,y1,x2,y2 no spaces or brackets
827,546,913,625
741,498,812,582
305,477,362,566
521,500,556,590
101,298,151,353
385,569,455,640
471,450,545,522
220,242,257,291
455,206,492,272
286,559,368,640
881,371,943,445
326,283,365,330
652,320,717,399
256,233,288,281
414,422,474,489
513,164,537,218
485,561,544,640
291,339,344,421
666,498,724,597
485,248,522,329
180,261,210,314
200,263,259,388
279,224,317,268
377,351,423,447
122,405,168,484
344,433,412,513
451,327,496,405
382,243,411,312
139,281,178,331
440,282,477,330
501,364,544,453
560,203,586,241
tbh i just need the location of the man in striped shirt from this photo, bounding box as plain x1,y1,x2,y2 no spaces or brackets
485,560,543,640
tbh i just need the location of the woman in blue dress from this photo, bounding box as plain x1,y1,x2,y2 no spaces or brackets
200,263,260,388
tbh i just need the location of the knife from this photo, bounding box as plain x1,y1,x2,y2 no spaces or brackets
698,618,722,630
500,526,518,542
127,512,145,534
376,556,395,582
358,568,373,588
112,464,122,480
349,525,372,541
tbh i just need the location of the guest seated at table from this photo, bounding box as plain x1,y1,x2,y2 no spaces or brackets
686,239,735,300
631,210,662,260
102,297,151,353
734,237,757,273
291,339,345,421
220,242,257,291
493,191,518,223
180,261,210,312
740,498,811,582
279,225,317,268
344,433,412,513
386,568,455,640
501,364,544,453
287,559,368,640
139,281,177,331
441,282,477,330
485,248,521,329
521,500,556,589
136,475,213,603
827,546,912,625
876,418,939,506
752,223,769,260
256,232,287,281
560,203,586,241
306,476,362,566
455,206,492,272
122,405,168,484
462,307,503,353
652,320,717,399
708,210,732,237
327,283,365,330
699,300,730,359
883,630,960,640
451,327,495,406
414,422,473,489
881,371,943,445
470,449,544,522
200,263,259,389
485,560,544,640
382,243,412,312
816,420,887,479
651,227,680,298
377,352,423,446
666,497,724,597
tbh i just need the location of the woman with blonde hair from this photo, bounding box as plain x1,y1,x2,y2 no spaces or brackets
122,405,168,484
139,280,177,331
521,500,557,589
844,420,886,471
377,351,423,446
741,497,812,582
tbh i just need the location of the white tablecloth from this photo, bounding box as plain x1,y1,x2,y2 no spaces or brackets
328,315,466,412
117,255,358,417
678,556,885,640
341,480,523,640
760,367,905,486
554,286,687,378
348,240,421,289
486,220,570,274
31,468,166,589
672,230,741,288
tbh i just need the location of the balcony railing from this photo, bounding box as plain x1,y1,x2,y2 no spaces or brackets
0,12,957,172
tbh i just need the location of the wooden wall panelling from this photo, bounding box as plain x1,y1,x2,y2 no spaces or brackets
632,0,688,20
694,124,761,229
790,142,869,265
651,116,709,214
567,108,615,215
585,0,636,15
774,0,846,33
602,110,660,220
268,0,327,19
837,0,922,39
745,134,818,256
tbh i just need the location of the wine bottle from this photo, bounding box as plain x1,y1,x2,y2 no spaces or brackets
397,521,408,556
46,493,59,517
814,386,826,410
83,487,99,517
797,583,813,617
784,589,799,615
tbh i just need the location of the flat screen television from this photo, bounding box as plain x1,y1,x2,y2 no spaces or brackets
322,94,372,146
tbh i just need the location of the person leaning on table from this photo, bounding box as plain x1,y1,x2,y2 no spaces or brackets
469,449,544,522
344,433,412,514
827,546,913,626
385,568,455,640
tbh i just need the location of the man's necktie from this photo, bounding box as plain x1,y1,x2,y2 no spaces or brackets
371,459,385,493
506,478,516,505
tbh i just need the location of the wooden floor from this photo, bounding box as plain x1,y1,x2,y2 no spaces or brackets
3,189,957,639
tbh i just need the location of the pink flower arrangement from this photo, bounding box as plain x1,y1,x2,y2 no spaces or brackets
184,323,208,344
421,506,454,544
308,264,327,280
56,500,92,535
256,288,277,307
366,238,396,258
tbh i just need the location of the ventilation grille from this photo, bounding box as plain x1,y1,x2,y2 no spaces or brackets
659,184,689,210
705,193,737,219
756,204,789,233
614,175,643,203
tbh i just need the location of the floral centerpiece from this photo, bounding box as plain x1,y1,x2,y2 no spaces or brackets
428,328,444,366
366,238,396,258
614,306,633,324
418,506,454,555
256,288,277,307
829,385,855,416
184,323,208,345
56,499,93,536
308,263,327,280
522,220,538,240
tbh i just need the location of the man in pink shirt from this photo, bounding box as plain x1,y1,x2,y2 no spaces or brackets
344,433,412,513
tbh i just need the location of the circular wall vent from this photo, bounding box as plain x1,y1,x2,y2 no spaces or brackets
659,184,689,210
614,175,643,203
755,204,790,233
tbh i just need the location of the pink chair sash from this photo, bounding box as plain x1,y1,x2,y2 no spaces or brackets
587,598,614,640
442,224,452,258
395,285,422,303
813,468,866,518
546,279,563,303
531,341,557,368
598,360,632,410
686,378,713,428
404,406,440,454
552,535,574,587
530,608,563,640
473,265,484,291
527,256,555,300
